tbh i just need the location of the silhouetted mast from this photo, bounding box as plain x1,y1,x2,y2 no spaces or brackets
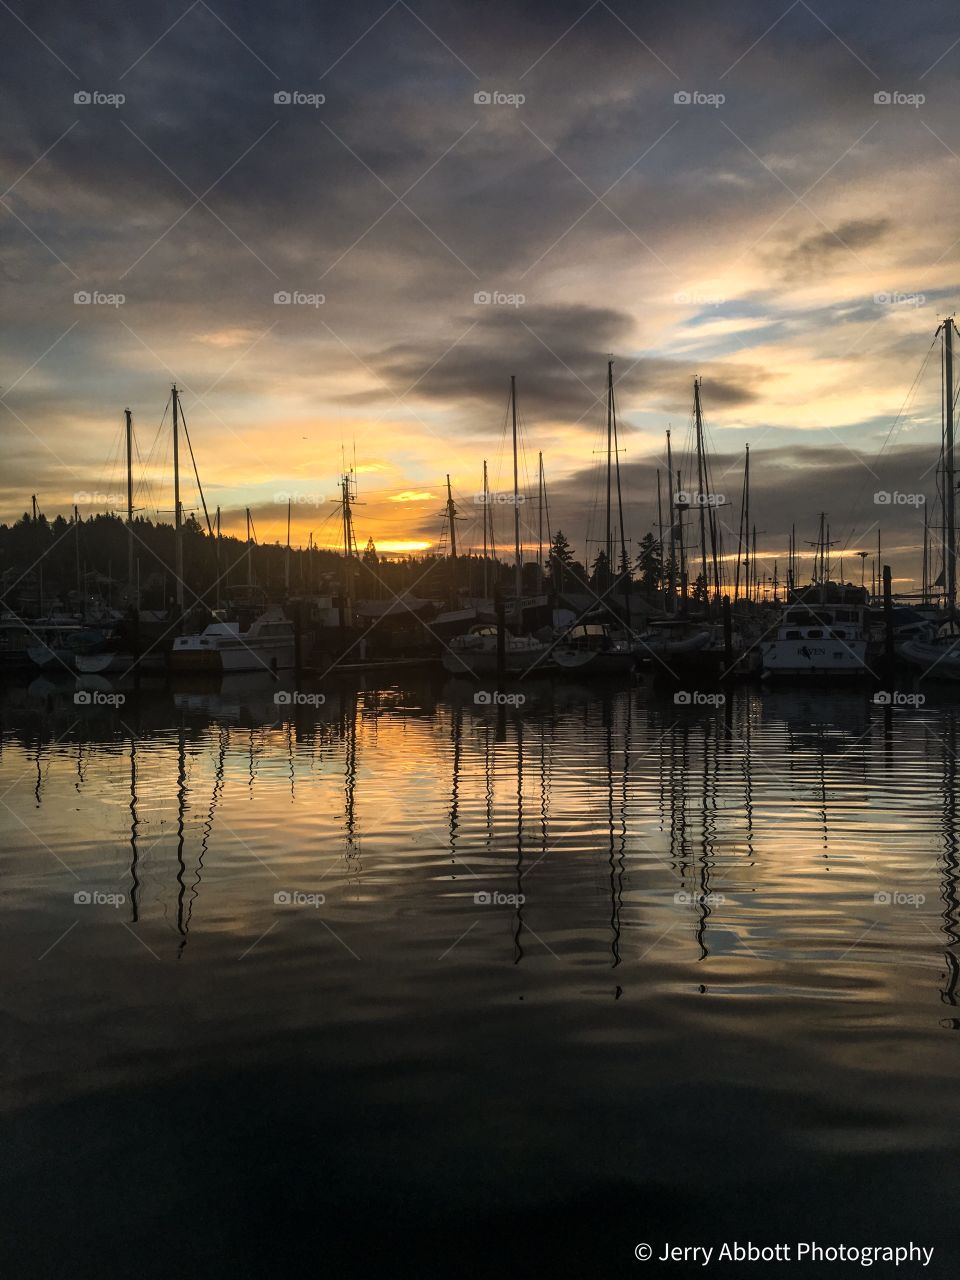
172,385,184,615
511,376,522,615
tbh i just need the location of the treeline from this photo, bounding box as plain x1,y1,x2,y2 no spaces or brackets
0,511,672,614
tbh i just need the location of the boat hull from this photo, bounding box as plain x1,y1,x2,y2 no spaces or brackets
761,639,869,677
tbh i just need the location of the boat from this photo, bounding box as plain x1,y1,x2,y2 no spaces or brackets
553,622,635,674
169,608,296,673
634,618,712,660
26,617,92,670
441,625,553,676
0,613,36,672
898,618,960,679
761,593,869,677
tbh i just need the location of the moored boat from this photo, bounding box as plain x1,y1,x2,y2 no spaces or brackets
170,608,296,673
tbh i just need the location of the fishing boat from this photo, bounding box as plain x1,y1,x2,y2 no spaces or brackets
761,594,869,678
169,608,296,673
553,621,635,674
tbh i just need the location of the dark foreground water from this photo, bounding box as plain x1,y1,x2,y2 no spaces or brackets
1,672,958,1278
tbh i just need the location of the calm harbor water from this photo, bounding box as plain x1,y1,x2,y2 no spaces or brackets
2,672,959,1276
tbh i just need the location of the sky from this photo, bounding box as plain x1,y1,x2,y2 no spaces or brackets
2,0,960,588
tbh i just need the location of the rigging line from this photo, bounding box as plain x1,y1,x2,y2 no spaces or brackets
177,402,214,537
836,334,938,553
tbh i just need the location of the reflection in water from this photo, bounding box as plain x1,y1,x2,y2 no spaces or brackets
3,678,959,1013
6,676,960,1276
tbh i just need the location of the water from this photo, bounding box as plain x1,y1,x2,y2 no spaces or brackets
2,673,958,1277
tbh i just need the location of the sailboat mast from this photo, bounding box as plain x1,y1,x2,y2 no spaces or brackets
511,375,522,613
445,474,458,562
537,451,544,594
285,498,291,593
605,360,614,577
922,502,929,604
656,470,664,597
735,444,748,604
246,507,253,590
611,367,630,626
693,377,708,600
125,408,134,592
482,459,489,598
172,385,184,614
666,429,676,611
945,317,956,610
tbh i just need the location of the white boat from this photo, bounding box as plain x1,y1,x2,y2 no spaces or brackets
634,620,712,660
553,622,635,674
761,600,868,677
898,619,960,679
442,625,553,676
170,608,296,673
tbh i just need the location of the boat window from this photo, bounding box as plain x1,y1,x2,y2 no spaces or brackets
784,630,802,639
807,629,823,638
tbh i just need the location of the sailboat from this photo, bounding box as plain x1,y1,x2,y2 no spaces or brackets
443,376,554,677
899,316,960,678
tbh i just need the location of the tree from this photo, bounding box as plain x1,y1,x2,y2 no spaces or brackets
691,571,708,606
548,529,574,590
590,549,611,592
636,532,662,594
